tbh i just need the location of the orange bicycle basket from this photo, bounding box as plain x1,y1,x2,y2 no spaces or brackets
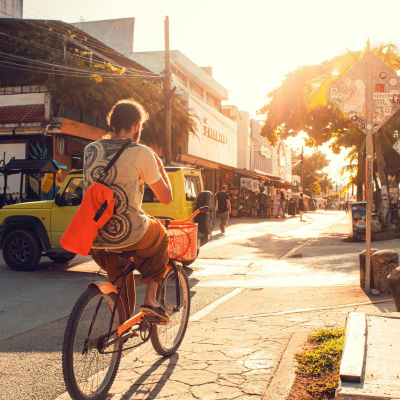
163,222,198,261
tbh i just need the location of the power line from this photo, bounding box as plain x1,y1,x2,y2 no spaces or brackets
0,51,155,79
18,19,158,76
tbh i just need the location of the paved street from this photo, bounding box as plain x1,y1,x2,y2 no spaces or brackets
0,210,398,399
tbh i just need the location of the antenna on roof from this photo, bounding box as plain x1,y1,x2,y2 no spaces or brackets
190,160,198,168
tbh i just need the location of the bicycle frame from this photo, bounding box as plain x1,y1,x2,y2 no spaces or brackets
85,207,207,350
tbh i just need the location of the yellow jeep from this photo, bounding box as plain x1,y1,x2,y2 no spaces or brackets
0,167,215,271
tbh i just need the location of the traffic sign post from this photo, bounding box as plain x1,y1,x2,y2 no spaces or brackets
326,51,400,294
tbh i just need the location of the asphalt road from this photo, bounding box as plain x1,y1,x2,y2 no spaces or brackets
0,210,369,400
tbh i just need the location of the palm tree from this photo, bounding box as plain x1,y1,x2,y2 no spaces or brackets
304,40,400,219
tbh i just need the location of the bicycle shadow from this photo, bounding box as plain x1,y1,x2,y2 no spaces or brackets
113,353,180,399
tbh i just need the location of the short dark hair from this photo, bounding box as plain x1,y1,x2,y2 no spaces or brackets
300,192,303,197
107,99,149,136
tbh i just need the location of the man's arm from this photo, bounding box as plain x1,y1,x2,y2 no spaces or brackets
226,198,231,214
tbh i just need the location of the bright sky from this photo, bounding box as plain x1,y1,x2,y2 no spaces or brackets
22,0,400,180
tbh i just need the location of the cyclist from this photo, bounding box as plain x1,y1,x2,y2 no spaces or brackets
83,99,173,324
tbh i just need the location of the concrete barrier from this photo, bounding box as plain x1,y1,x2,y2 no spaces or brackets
371,250,399,293
387,267,400,312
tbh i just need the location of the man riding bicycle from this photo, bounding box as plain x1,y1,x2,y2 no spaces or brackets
83,99,173,324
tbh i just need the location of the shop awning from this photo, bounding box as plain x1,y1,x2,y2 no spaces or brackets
253,169,282,181
57,134,94,147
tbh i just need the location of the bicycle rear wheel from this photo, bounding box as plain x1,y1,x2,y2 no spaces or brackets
62,286,124,400
387,208,398,224
151,264,190,356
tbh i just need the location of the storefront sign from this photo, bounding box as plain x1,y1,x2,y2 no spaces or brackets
260,146,271,158
204,126,227,144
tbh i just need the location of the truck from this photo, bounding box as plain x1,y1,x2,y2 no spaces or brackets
0,167,215,271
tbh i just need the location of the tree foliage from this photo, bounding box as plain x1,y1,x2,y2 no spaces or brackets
293,151,330,196
258,61,348,150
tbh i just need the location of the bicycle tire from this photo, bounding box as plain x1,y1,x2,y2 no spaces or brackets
62,286,124,400
151,264,190,356
386,208,398,224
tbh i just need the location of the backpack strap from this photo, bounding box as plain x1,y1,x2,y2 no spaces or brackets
96,138,133,183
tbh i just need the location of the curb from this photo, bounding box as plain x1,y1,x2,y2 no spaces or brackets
262,332,308,400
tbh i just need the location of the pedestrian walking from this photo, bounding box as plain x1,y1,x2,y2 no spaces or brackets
298,192,305,221
276,191,286,219
259,187,267,218
216,185,231,233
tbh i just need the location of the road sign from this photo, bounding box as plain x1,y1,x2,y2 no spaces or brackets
393,138,400,155
325,51,400,135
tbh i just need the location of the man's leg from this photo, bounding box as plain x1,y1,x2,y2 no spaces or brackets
219,212,224,233
90,249,136,317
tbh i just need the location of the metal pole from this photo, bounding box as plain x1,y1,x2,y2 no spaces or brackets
301,146,304,191
365,54,373,295
164,16,172,166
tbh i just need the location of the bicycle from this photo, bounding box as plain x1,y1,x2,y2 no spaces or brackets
62,208,207,400
385,196,400,224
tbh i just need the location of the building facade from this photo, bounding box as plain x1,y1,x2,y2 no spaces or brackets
0,0,22,18
131,50,238,194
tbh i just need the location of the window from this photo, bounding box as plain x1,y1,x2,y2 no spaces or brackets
184,175,201,201
63,177,83,206
142,183,160,203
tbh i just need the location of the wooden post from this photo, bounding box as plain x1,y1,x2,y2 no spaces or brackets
365,53,373,295
164,16,172,166
301,146,304,190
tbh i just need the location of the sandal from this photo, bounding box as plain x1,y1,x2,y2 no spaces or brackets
139,305,170,325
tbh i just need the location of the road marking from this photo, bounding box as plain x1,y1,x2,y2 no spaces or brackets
280,238,314,259
219,299,394,320
0,279,94,312
280,214,347,260
190,287,244,321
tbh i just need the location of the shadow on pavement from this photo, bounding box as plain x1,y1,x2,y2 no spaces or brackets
117,353,180,399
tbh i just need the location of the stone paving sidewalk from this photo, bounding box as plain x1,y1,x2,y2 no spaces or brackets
106,291,397,400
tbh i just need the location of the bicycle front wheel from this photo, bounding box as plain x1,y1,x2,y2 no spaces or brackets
151,264,190,356
62,286,124,400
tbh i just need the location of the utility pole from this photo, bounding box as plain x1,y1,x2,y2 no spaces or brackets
301,146,304,191
365,54,373,295
164,16,176,166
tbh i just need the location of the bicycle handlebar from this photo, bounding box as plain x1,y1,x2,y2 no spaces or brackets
159,206,210,226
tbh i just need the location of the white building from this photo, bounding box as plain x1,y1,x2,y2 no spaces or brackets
71,18,135,58
131,50,238,193
0,0,23,18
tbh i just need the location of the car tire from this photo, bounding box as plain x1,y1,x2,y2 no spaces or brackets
2,229,42,271
196,191,215,235
47,253,76,263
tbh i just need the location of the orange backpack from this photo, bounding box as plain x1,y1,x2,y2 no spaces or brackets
61,139,132,255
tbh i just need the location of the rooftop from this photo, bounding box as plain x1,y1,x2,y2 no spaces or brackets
0,104,44,124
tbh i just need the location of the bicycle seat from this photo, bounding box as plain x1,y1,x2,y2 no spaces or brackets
99,249,138,258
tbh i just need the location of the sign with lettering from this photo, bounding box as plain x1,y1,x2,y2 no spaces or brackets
325,51,400,135
203,126,227,144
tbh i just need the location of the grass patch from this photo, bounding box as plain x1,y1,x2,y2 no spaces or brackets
294,327,345,399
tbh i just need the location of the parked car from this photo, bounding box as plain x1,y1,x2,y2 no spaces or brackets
0,167,215,271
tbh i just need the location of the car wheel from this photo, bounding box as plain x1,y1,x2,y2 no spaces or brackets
195,191,215,235
2,230,42,271
47,253,76,263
